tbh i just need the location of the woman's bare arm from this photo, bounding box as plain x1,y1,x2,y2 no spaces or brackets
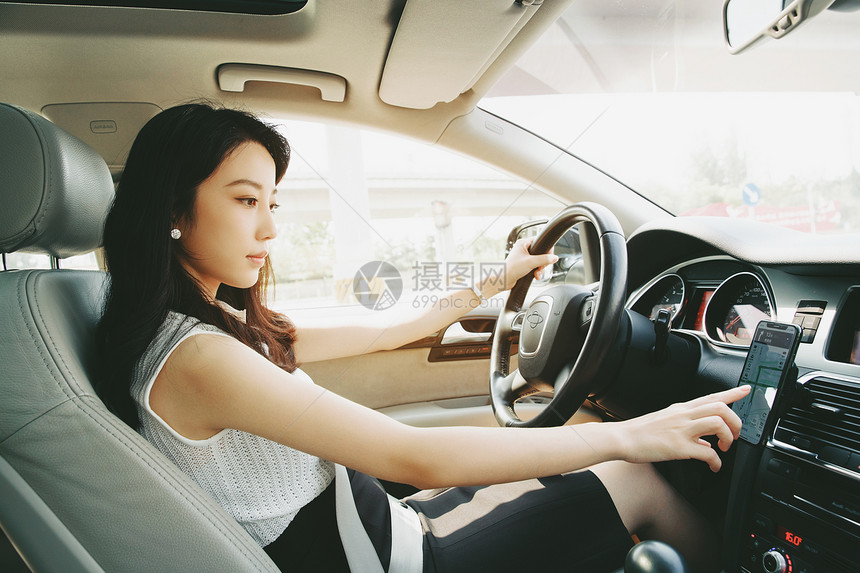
291,238,557,363
151,332,750,490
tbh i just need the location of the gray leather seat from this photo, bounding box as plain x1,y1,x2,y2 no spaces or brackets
0,103,280,573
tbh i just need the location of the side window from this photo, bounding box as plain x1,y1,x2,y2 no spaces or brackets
269,121,566,315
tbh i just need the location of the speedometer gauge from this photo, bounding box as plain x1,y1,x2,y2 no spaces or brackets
722,286,771,342
705,272,775,346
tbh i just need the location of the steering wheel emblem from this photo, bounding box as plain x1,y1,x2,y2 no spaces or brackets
518,300,550,357
526,310,544,329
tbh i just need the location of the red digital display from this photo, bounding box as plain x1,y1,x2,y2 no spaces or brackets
777,525,803,547
692,289,714,331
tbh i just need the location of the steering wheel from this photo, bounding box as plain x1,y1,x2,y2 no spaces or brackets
490,202,628,427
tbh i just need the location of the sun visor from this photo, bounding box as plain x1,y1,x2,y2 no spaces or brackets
41,102,162,179
379,0,542,110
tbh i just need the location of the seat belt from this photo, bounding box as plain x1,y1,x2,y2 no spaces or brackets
334,464,423,573
386,493,423,573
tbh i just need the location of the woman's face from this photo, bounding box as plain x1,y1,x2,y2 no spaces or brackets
175,141,279,299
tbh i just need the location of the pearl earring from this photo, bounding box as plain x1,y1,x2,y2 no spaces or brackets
170,228,182,240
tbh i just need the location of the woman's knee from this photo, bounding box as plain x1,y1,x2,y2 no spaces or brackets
590,461,667,534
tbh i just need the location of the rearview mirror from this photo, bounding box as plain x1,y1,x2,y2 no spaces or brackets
723,0,837,54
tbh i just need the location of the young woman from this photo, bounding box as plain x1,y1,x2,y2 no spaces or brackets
97,103,749,572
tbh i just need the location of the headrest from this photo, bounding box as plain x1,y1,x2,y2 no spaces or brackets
0,103,114,259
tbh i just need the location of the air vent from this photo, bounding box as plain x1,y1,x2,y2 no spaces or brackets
774,375,860,474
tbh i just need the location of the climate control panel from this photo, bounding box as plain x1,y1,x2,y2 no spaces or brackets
738,448,858,573
741,527,811,573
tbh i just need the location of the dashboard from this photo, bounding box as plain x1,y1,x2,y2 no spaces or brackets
625,217,860,377
622,216,860,573
629,257,859,367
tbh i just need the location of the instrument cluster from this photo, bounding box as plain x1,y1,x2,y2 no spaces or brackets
630,263,775,348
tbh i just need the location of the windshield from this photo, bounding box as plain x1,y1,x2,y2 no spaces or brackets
480,0,860,234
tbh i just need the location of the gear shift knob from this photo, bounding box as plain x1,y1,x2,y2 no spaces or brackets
625,540,688,573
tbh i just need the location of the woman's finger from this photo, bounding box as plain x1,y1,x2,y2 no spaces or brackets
689,414,736,452
693,442,722,472
686,385,750,408
689,401,744,437
532,256,559,280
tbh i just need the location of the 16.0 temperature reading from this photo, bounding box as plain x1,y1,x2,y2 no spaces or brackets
777,525,803,547
783,531,802,547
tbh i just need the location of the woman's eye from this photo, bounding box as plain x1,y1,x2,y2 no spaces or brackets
239,197,257,207
270,203,281,212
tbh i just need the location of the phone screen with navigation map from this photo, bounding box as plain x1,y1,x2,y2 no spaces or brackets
732,321,802,446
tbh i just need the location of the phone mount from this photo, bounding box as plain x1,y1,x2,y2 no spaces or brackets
721,363,800,571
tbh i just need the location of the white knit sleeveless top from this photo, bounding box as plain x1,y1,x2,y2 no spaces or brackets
130,311,335,546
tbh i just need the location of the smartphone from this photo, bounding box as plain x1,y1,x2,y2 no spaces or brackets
732,320,802,446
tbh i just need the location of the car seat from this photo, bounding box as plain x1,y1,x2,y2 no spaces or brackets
0,102,280,572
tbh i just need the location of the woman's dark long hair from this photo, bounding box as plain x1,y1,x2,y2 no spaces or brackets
97,103,297,428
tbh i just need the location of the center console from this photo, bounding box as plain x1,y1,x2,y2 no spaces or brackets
724,372,860,573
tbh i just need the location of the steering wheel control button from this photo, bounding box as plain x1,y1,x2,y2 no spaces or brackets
519,301,550,356
580,298,594,324
511,311,525,332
